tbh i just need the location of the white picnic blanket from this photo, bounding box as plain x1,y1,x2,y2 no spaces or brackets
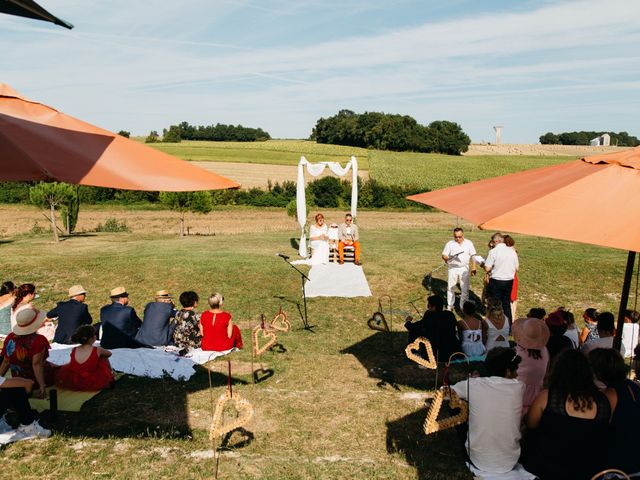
304,263,372,298
468,463,535,480
48,343,236,381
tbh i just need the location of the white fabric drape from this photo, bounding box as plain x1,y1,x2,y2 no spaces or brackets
296,156,358,257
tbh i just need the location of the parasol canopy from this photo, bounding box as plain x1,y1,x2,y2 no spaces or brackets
0,83,240,191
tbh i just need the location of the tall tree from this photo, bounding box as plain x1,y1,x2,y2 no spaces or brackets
29,182,75,242
159,191,213,237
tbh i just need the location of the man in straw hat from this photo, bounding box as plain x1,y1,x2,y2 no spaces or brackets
135,290,177,347
46,284,92,344
99,287,145,349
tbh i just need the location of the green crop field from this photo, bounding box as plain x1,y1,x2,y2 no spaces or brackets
368,150,575,191
145,139,372,169
0,208,630,479
143,139,577,192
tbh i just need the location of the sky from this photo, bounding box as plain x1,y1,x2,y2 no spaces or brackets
1,0,639,143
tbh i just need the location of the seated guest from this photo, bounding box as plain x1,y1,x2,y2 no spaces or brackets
57,325,114,391
561,308,580,348
135,290,177,347
200,293,243,351
512,317,550,414
0,376,51,439
10,283,37,330
100,287,146,349
544,310,574,362
457,301,486,357
589,348,640,473
483,299,510,351
338,213,361,265
0,308,57,399
0,281,15,336
526,307,546,320
451,347,525,474
579,307,599,345
47,284,93,344
521,349,611,479
172,291,202,350
581,311,624,356
622,309,640,358
404,295,460,362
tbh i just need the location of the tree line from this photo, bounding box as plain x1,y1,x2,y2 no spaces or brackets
539,131,640,146
145,121,271,143
310,109,471,155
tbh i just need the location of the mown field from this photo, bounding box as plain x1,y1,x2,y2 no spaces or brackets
0,209,631,479
144,139,576,191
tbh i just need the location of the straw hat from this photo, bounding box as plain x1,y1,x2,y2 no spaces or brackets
155,289,171,300
13,307,47,335
110,286,127,298
513,317,550,350
68,284,86,297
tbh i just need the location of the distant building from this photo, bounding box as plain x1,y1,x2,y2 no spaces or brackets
590,133,610,146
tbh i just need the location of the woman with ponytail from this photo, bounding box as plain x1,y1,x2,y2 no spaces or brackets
10,283,37,330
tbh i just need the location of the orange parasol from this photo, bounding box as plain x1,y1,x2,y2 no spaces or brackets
0,83,240,191
408,145,640,350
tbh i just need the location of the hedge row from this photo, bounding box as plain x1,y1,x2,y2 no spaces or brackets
0,179,428,210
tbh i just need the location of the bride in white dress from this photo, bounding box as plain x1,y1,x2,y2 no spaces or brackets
308,213,330,265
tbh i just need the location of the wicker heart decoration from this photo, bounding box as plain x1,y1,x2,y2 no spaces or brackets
252,325,277,356
405,337,437,369
209,390,254,439
367,312,390,332
424,387,468,435
269,309,290,333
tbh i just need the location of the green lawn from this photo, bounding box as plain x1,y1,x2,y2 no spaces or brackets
0,216,629,479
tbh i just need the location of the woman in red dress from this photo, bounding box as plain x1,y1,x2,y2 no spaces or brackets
56,325,114,391
200,293,243,351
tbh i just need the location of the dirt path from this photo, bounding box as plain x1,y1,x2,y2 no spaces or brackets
192,161,369,188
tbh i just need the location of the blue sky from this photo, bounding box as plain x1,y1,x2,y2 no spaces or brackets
1,0,639,143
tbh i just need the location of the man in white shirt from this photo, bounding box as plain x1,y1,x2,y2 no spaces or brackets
484,233,518,326
451,347,525,474
442,227,476,311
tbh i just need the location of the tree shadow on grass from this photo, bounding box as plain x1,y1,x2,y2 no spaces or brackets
43,367,249,440
386,406,472,480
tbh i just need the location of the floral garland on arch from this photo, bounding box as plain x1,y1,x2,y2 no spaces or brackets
296,155,358,258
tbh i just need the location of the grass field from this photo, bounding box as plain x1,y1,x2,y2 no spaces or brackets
0,209,631,479
144,139,578,192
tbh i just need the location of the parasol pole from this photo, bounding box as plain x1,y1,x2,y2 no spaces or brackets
614,251,636,351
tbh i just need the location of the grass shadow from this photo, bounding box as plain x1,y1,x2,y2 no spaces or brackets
386,406,472,480
43,367,247,440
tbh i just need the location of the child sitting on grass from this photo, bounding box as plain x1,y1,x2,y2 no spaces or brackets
56,325,114,391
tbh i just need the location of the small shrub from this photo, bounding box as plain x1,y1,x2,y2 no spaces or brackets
95,218,130,232
30,221,46,234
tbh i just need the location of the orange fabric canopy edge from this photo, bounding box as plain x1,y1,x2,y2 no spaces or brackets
407,146,640,252
0,84,240,192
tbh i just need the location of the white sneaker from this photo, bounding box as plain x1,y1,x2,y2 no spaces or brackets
0,415,13,434
16,420,51,439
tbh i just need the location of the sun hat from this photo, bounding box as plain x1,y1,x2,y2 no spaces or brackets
110,286,128,298
13,307,47,335
68,284,86,297
513,317,550,350
155,289,171,299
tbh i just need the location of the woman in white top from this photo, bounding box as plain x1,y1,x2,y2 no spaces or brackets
484,300,510,351
458,301,487,357
308,213,329,265
622,310,640,358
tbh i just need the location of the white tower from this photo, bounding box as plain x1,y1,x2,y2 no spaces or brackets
493,126,503,144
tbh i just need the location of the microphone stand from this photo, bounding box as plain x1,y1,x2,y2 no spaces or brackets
278,256,314,332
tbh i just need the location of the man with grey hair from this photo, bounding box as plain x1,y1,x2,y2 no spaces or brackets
484,233,519,326
442,227,476,311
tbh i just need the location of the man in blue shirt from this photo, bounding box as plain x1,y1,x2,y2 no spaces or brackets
135,290,177,346
100,287,145,349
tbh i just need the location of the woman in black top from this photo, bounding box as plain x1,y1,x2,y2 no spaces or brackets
521,349,611,479
589,348,640,474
